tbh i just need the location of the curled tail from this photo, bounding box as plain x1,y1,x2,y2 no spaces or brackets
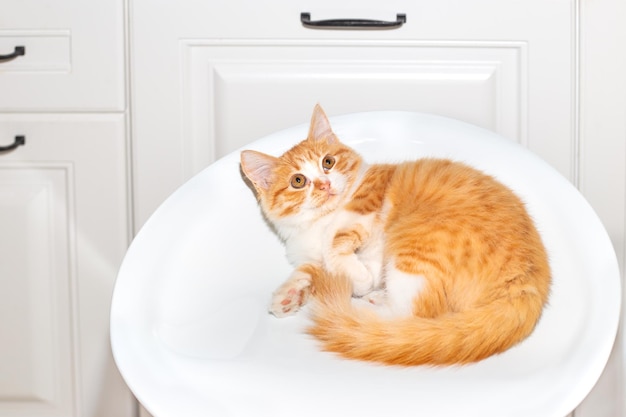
308,269,546,366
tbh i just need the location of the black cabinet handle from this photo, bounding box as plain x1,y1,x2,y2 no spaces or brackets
0,46,26,63
301,12,406,29
0,136,26,152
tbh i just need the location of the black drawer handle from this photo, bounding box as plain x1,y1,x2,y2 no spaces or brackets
301,12,406,29
0,136,26,152
0,46,26,63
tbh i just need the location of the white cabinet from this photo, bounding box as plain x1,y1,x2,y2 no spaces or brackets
131,0,573,227
130,1,625,416
0,1,134,416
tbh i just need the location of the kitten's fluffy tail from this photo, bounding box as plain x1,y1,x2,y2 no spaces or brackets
308,269,545,366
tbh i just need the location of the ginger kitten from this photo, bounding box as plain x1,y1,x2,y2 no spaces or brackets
240,105,551,366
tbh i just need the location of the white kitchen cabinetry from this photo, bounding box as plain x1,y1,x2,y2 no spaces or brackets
0,1,135,417
131,1,625,416
131,0,574,227
0,1,622,416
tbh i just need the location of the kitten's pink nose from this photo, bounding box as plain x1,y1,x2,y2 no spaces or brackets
316,178,331,191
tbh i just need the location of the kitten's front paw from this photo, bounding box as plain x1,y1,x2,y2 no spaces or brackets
269,276,311,318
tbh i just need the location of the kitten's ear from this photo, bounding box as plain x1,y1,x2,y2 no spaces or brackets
240,150,278,190
308,104,337,144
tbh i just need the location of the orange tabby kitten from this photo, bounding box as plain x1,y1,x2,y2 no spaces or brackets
240,105,551,366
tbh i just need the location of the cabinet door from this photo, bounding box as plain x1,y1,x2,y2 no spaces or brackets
0,115,134,417
0,0,125,111
181,41,525,169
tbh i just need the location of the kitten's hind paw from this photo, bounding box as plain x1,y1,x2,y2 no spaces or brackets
269,276,311,317
362,289,386,305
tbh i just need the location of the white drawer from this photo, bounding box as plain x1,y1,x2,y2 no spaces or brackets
0,31,70,73
0,0,125,111
132,0,567,40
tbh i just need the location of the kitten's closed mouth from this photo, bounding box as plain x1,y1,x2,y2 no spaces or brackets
325,191,339,202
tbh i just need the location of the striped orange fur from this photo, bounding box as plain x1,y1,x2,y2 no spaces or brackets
240,105,551,366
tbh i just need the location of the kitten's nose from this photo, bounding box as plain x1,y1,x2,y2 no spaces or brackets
316,178,331,191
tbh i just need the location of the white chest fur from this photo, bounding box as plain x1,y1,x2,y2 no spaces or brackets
283,214,334,265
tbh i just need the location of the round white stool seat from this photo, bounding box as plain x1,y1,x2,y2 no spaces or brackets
111,111,620,417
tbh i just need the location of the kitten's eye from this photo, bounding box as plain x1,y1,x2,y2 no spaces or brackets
322,155,336,171
290,174,307,189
